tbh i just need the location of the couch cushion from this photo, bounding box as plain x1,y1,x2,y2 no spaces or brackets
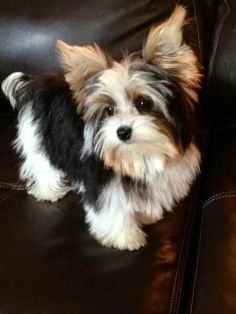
0,105,204,314
0,0,219,81
189,113,236,313
0,175,202,314
0,1,185,81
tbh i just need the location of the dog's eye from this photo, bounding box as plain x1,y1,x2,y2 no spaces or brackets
135,96,153,112
104,106,115,116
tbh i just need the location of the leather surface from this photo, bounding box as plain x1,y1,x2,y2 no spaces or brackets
0,0,219,113
0,115,21,186
191,0,220,66
0,93,205,313
190,113,236,313
208,0,236,114
0,0,218,78
0,0,224,313
0,0,177,114
0,0,181,81
186,1,236,311
0,163,201,314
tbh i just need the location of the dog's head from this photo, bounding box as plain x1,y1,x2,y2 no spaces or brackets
57,5,201,180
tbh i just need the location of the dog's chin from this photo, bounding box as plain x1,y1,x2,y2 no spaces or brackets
99,141,179,180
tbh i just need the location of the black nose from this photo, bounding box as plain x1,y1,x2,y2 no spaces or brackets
117,126,132,141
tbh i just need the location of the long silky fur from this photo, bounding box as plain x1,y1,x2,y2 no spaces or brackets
1,5,202,250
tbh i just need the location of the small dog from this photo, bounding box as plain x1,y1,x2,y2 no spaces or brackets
2,5,201,250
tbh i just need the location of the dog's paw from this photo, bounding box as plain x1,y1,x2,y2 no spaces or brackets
27,185,71,203
100,228,147,251
136,212,162,225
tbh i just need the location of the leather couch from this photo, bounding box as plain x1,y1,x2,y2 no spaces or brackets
0,0,235,313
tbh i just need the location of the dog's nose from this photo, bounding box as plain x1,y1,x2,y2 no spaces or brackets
117,126,132,141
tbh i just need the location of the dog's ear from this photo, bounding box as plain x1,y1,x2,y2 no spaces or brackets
142,5,201,106
56,40,111,100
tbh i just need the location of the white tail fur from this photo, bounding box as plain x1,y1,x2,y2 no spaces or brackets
1,72,25,109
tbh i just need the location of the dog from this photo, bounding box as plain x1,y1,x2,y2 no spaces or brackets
1,5,201,250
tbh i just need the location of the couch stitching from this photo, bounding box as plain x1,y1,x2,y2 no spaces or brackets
204,190,236,203
189,195,236,313
203,191,236,209
168,181,199,314
0,181,26,191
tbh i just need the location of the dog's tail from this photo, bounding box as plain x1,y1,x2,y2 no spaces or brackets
1,72,31,110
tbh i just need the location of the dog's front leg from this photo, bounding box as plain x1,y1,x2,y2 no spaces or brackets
84,203,147,251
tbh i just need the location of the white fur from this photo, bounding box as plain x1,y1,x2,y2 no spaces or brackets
85,179,147,251
81,123,96,158
85,142,200,250
15,103,71,202
1,72,26,109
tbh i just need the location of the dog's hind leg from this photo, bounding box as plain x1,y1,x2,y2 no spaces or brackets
15,104,71,203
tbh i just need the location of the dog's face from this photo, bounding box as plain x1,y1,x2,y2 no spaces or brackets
57,5,201,180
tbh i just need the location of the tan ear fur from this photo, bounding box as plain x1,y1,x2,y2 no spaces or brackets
143,5,201,106
56,40,111,103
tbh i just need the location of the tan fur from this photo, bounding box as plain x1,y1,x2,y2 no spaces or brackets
142,5,201,107
104,149,138,178
56,5,201,109
56,40,111,105
83,94,115,121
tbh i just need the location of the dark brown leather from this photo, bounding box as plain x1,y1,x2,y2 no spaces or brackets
208,0,236,115
0,183,203,314
190,114,236,313
0,0,218,113
0,115,21,185
186,2,236,312
0,0,229,313
0,0,178,81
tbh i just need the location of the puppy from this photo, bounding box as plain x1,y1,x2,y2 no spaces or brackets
2,5,201,250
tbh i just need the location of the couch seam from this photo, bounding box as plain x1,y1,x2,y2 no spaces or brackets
208,0,231,80
189,3,232,308
189,193,236,313
192,0,203,62
167,3,203,312
168,180,200,314
203,191,236,209
0,180,26,191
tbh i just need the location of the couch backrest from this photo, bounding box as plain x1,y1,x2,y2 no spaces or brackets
208,0,236,119
0,0,219,112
